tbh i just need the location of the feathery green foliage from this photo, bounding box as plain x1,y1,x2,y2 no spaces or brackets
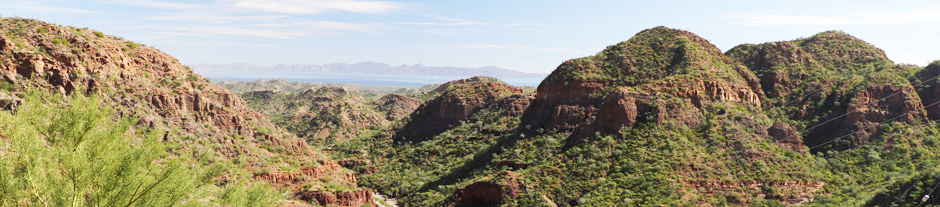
0,90,280,206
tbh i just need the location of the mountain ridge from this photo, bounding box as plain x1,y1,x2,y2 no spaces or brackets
193,62,549,78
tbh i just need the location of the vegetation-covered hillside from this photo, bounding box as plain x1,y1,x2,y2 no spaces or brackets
281,27,940,206
0,17,378,206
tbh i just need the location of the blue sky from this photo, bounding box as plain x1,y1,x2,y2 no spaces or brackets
2,0,939,73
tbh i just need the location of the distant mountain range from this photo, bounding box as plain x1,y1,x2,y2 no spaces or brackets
192,62,548,78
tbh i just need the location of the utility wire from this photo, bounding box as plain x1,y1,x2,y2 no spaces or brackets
765,30,940,145
813,99,940,154
895,32,940,58
773,72,940,146
775,64,872,109
916,177,940,207
893,175,925,207
814,54,940,158
770,29,940,111
808,99,940,207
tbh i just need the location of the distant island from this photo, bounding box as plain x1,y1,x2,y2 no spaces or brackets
192,62,548,78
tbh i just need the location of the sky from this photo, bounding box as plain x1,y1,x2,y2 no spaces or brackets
1,0,939,74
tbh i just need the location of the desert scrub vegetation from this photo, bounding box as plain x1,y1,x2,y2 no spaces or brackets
0,89,281,206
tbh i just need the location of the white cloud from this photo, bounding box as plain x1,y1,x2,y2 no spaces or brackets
159,27,309,39
6,0,396,39
457,44,579,52
723,7,940,26
147,13,291,24
152,19,385,39
230,0,406,14
402,22,489,26
402,13,490,26
128,1,392,39
508,23,549,26
862,7,940,23
722,13,889,26
253,20,386,32
404,13,546,27
5,5,100,14
151,40,277,47
98,0,201,10
423,13,469,22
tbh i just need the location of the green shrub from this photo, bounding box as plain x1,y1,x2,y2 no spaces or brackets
0,90,279,206
0,91,201,205
52,38,68,45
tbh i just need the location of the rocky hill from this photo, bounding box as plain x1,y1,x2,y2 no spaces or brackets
394,77,531,143
239,86,421,145
309,27,940,206
0,18,376,206
235,76,511,146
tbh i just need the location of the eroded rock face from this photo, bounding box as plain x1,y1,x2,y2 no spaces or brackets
297,189,377,207
589,88,653,135
523,78,610,132
768,121,803,151
831,85,925,148
395,81,525,143
455,182,504,206
918,62,940,119
0,92,22,112
454,172,523,206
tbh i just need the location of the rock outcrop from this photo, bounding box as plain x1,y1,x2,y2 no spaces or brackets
297,190,377,207
768,121,804,151
831,84,925,148
917,61,940,119
454,172,524,206
0,92,22,112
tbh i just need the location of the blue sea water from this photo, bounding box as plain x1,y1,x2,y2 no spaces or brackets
194,71,547,87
